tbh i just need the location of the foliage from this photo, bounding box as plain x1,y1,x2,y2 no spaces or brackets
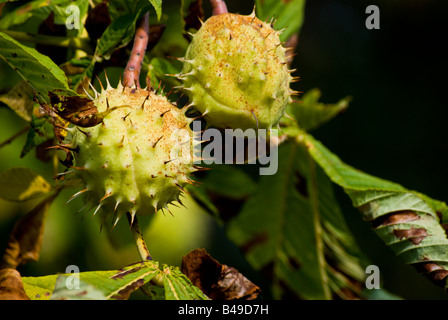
0,0,447,300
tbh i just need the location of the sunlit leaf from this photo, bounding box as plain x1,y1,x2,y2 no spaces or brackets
161,265,209,300
0,0,68,29
0,31,77,103
22,261,207,300
50,275,108,300
21,274,58,300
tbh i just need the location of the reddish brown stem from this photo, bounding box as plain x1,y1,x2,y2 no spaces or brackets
284,33,299,66
122,12,150,88
210,0,228,15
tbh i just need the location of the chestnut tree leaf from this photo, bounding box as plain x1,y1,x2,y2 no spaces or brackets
255,0,306,42
22,261,208,300
303,132,448,291
286,88,351,131
0,31,77,103
226,141,366,299
0,80,35,122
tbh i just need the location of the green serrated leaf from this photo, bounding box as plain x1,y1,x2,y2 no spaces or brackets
226,141,365,299
141,282,166,300
20,108,55,158
23,261,207,300
0,31,77,103
22,274,58,300
95,11,143,59
303,133,405,192
161,265,209,300
0,167,51,202
0,0,68,29
23,261,161,300
287,88,351,131
302,131,448,292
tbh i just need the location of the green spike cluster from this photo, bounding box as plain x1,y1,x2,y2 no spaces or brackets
64,81,200,226
178,11,297,130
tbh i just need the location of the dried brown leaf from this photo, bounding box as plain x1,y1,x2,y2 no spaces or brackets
48,92,125,127
1,192,59,269
85,1,111,42
181,248,260,300
0,269,29,300
48,92,99,127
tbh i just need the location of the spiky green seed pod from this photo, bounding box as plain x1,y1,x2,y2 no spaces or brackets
179,11,295,129
64,82,200,226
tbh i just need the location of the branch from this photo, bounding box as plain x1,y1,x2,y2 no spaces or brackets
284,33,299,66
122,12,150,88
0,126,30,150
210,0,228,15
127,213,152,261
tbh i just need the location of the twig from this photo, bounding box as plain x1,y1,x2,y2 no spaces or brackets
210,0,228,15
122,12,150,88
284,33,299,66
0,126,30,150
127,213,152,261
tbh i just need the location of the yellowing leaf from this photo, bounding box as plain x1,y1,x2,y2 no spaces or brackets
0,80,35,122
0,167,51,202
21,274,57,300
